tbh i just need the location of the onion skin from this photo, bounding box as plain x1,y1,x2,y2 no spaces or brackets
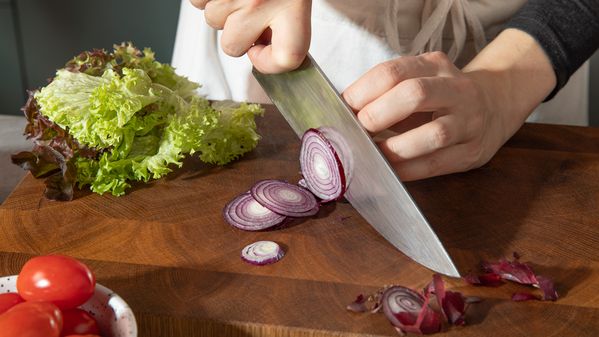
471,253,558,301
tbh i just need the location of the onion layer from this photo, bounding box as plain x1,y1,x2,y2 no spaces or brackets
223,192,286,231
251,179,319,217
382,285,442,335
241,240,285,265
300,128,346,202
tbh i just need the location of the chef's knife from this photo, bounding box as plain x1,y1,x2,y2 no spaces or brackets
252,54,459,277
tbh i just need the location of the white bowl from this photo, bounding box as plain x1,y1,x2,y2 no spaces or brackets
0,275,137,337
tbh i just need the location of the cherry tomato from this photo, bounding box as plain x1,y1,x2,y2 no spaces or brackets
0,301,63,337
17,255,96,309
61,308,100,336
0,292,25,314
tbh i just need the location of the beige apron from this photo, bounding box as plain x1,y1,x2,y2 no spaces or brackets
172,0,589,125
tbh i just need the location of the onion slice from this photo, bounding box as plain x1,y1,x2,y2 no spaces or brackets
241,240,285,265
223,192,286,231
251,179,319,217
300,128,346,202
382,285,442,335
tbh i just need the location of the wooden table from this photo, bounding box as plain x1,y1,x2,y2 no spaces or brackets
1,105,598,336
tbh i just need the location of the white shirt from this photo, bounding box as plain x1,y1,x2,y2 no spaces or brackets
172,0,589,126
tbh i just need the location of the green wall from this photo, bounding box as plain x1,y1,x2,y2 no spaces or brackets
1,0,181,115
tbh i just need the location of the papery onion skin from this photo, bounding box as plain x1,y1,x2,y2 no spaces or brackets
223,192,286,231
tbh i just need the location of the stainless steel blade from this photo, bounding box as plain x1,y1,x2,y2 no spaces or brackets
253,55,459,277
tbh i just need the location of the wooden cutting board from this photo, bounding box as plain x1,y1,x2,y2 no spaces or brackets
1,105,598,336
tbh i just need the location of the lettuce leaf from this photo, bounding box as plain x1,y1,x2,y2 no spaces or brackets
13,43,263,199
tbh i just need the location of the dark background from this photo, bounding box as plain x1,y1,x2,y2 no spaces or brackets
1,0,598,124
0,0,181,116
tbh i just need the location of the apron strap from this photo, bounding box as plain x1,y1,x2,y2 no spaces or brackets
394,0,487,62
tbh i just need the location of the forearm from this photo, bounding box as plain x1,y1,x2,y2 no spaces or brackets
463,28,556,140
505,0,599,99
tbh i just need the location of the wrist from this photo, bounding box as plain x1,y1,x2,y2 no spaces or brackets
463,29,556,138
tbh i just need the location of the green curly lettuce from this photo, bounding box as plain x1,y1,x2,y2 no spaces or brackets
12,43,263,200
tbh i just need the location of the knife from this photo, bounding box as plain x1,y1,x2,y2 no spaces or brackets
252,54,459,277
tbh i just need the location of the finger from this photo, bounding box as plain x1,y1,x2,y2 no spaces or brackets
392,143,483,181
379,114,465,162
204,0,240,29
343,52,455,111
220,10,268,57
248,4,311,73
190,0,210,10
357,76,461,133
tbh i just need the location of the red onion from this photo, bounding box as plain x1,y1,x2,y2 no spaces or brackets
477,253,558,301
382,285,442,335
251,179,319,217
223,192,286,231
241,240,285,265
429,274,467,326
300,128,347,202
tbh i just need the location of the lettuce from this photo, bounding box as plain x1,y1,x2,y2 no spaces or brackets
12,43,263,200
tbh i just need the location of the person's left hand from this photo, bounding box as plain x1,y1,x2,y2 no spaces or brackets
342,51,511,181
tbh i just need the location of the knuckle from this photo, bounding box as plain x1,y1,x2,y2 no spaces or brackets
248,0,265,10
358,108,378,131
425,156,442,177
273,52,306,70
379,60,406,84
220,38,245,57
464,143,486,170
430,122,452,149
423,51,450,64
204,13,224,30
190,0,209,10
405,78,428,107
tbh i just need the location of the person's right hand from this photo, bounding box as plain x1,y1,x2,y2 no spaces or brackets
190,0,312,74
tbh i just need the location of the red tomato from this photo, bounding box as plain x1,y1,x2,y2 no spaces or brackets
17,255,96,310
61,308,100,336
0,301,63,337
0,292,25,314
63,335,101,337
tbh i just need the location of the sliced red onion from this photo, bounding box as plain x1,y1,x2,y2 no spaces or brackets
479,253,558,301
463,272,504,287
251,179,319,217
346,294,369,313
347,291,383,314
223,192,286,231
318,127,354,185
511,292,540,302
382,286,442,335
300,128,346,202
537,275,558,301
430,274,466,326
241,240,285,265
482,257,538,285
297,178,308,189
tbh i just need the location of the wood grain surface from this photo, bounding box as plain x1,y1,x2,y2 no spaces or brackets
1,105,598,336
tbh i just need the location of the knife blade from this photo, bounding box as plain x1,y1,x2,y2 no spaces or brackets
252,54,460,277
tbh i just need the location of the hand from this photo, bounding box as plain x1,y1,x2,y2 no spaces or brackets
343,51,500,181
190,0,312,73
343,28,556,181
